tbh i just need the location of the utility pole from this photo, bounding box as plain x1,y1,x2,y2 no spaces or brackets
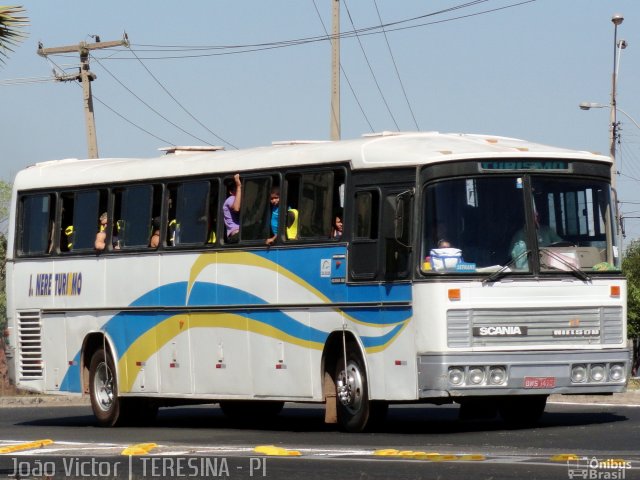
330,0,340,141
37,35,129,159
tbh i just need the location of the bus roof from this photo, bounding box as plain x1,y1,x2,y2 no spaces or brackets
13,131,610,190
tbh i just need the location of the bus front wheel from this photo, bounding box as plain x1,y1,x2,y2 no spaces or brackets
89,348,124,427
334,350,384,432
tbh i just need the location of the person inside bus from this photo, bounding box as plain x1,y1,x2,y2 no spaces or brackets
510,210,563,268
510,210,563,249
95,212,121,251
223,173,242,243
149,217,161,248
332,213,343,239
94,212,109,251
266,186,281,246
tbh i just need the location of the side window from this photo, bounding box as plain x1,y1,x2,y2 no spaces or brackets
19,194,55,256
239,176,272,242
284,169,345,241
114,185,159,248
354,190,379,240
167,180,213,246
299,172,333,238
59,192,75,252
66,190,108,252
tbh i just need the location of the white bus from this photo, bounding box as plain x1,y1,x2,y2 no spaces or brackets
6,132,629,432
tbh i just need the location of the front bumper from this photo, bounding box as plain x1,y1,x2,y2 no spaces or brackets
418,349,629,398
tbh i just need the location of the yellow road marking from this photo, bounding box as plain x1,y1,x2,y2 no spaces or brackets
121,443,158,456
0,439,54,454
254,445,302,456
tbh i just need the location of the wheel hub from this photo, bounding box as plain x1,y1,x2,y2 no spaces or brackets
94,361,114,411
337,360,363,412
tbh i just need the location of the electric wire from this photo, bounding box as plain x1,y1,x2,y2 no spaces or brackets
92,55,215,147
312,0,374,133
372,0,419,130
127,46,238,149
91,93,175,146
82,1,535,61
46,56,176,146
0,75,55,85
343,0,399,130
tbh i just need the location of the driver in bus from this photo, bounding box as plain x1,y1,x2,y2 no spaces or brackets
511,210,563,249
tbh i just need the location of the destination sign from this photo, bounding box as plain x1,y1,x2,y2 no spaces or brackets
479,160,569,171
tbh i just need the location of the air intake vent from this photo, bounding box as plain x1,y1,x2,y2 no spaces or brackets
17,311,43,379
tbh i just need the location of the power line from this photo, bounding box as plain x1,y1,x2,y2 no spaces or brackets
91,93,176,146
82,1,536,61
92,55,219,147
46,56,176,147
126,46,237,149
373,0,420,130
343,0,400,130
0,75,55,86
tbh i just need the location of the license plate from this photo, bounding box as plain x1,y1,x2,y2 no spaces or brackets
524,376,556,389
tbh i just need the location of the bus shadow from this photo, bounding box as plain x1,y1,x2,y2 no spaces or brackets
17,404,628,435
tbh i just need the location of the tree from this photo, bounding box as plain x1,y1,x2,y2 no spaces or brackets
622,240,640,375
0,5,28,65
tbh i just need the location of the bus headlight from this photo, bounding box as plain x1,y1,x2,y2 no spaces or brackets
571,364,587,383
489,366,507,385
589,364,606,382
468,368,485,385
609,364,625,382
448,367,464,386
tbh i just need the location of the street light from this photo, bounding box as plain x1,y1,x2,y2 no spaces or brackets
609,14,624,188
579,102,640,133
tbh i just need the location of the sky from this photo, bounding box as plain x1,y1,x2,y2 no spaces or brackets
1,0,640,241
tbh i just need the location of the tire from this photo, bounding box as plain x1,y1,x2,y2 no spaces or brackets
498,395,547,427
334,348,374,432
219,400,284,420
89,347,125,427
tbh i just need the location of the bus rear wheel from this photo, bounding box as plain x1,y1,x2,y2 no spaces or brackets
89,348,124,427
334,350,383,432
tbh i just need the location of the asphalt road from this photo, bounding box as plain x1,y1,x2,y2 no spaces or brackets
0,401,638,479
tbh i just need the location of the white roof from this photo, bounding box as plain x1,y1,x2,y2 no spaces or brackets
13,132,610,190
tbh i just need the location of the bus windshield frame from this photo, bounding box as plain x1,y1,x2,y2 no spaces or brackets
419,167,620,277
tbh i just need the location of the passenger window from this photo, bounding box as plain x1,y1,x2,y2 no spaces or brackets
59,193,75,252
285,170,345,240
19,194,55,255
63,190,108,252
167,180,213,246
115,185,160,248
239,177,272,242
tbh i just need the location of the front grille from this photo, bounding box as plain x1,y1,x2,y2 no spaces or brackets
17,311,43,379
447,307,623,348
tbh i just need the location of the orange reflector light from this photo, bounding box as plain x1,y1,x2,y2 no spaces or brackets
448,289,461,301
611,286,620,297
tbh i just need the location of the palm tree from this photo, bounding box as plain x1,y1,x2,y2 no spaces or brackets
0,5,28,65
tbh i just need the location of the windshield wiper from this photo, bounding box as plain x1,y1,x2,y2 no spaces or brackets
482,248,531,285
539,248,591,282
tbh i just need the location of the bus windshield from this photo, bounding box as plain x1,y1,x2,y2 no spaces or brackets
421,175,620,275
